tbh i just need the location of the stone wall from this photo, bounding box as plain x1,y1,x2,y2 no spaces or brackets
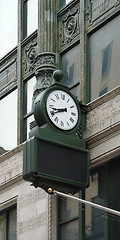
0,144,49,240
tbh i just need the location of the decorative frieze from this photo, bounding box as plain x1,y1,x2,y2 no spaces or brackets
58,4,80,49
85,94,120,139
86,0,120,25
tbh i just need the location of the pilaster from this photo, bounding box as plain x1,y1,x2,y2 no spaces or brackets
35,0,57,96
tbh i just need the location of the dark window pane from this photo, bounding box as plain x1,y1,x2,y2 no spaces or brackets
59,219,79,240
8,209,17,240
85,171,104,240
0,214,5,240
108,158,120,240
59,193,79,222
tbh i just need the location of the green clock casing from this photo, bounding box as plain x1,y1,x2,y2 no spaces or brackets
33,84,81,133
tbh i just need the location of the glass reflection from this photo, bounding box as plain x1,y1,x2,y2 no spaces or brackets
89,15,120,101
59,193,79,240
27,0,38,36
27,114,35,139
60,220,79,240
61,44,80,96
85,172,104,240
0,0,18,58
27,76,36,114
60,0,71,8
0,214,4,240
0,89,17,153
8,209,17,240
59,193,79,222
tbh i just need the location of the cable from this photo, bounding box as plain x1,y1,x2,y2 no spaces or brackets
48,189,120,218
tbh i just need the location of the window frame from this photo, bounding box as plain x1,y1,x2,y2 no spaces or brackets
0,205,17,240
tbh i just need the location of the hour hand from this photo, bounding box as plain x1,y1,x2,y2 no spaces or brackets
50,108,67,116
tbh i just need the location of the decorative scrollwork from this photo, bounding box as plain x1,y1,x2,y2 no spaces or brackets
59,5,80,49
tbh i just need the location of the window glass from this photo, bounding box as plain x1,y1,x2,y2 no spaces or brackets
59,220,79,240
0,214,4,240
85,171,104,240
27,0,38,36
61,44,80,96
0,89,17,154
107,158,120,240
60,0,71,8
0,207,16,240
26,76,36,114
89,15,120,101
59,193,79,222
8,208,17,240
0,0,18,58
26,114,35,139
24,76,36,140
58,193,79,240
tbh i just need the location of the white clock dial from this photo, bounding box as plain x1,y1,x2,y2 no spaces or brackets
46,90,79,130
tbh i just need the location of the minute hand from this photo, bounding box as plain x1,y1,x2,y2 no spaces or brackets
50,108,67,116
51,107,67,112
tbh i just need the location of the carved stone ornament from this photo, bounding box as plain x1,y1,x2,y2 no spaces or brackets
59,6,80,49
34,69,55,97
85,94,120,139
35,53,56,69
23,41,37,75
86,0,120,25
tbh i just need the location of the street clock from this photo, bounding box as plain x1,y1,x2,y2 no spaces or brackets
33,83,81,134
23,70,90,194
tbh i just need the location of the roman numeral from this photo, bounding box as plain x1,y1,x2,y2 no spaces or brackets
54,117,58,123
49,104,54,108
61,121,64,127
71,112,76,116
70,105,74,109
51,98,55,102
61,94,65,100
55,94,59,99
69,117,74,123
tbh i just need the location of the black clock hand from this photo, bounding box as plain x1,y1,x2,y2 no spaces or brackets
50,108,67,116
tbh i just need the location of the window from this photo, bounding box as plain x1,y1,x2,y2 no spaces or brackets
58,193,79,240
0,89,17,155
85,158,120,240
61,44,80,97
88,15,120,101
85,171,104,240
0,206,17,240
24,76,36,140
23,0,38,39
0,0,18,58
60,0,72,8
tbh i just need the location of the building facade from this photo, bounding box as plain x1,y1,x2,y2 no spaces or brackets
0,0,120,239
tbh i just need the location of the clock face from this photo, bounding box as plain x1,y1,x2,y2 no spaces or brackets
46,90,79,130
